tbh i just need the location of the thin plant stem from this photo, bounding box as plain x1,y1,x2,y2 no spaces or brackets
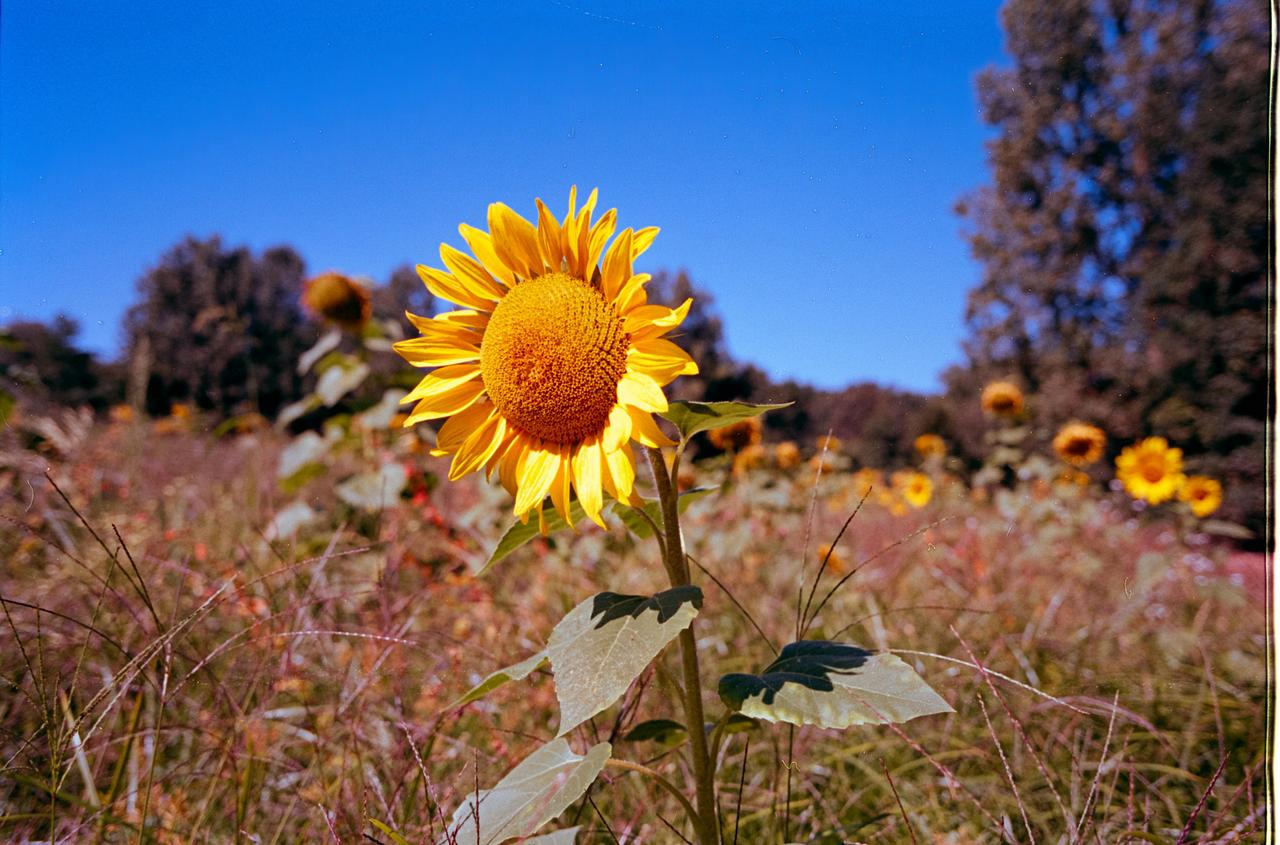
646,446,720,845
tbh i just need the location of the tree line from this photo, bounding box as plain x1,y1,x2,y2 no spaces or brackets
2,0,1267,532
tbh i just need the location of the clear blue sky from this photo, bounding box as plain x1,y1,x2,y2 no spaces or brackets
1,1,1006,393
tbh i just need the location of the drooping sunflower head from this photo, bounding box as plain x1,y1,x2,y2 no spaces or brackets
1115,437,1185,504
914,433,946,458
302,272,372,330
1178,475,1223,518
708,417,763,452
1052,421,1107,467
893,470,933,509
980,380,1024,418
393,188,698,528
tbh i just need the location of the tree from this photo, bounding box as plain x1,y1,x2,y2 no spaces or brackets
955,0,1268,530
124,236,314,418
0,315,122,412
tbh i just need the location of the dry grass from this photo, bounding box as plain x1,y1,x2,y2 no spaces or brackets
0,419,1268,843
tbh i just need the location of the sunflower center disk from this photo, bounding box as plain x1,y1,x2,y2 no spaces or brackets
480,273,630,446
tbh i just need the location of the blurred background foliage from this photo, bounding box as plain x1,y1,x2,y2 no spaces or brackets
1,0,1268,534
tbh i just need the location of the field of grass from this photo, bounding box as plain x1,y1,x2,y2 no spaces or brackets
0,412,1268,843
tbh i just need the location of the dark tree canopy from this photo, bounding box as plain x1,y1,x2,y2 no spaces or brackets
124,236,315,418
953,0,1269,529
0,316,123,412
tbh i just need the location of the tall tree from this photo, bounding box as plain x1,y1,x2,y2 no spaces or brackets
955,0,1268,528
124,236,314,418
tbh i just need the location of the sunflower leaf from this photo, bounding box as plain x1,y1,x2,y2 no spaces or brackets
447,651,548,709
613,487,717,539
660,400,792,441
437,738,609,845
718,641,953,729
623,718,688,745
549,587,702,736
480,500,595,574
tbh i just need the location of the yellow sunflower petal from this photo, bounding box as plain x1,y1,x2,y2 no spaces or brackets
401,364,482,404
514,446,561,516
497,436,527,494
549,448,574,527
489,203,542,280
617,371,669,414
623,298,692,338
449,414,508,481
431,401,495,455
614,272,651,314
631,226,659,258
602,444,642,506
626,406,676,448
601,228,634,300
535,198,565,270
572,437,606,528
440,244,506,301
404,378,485,424
627,338,699,384
393,336,481,367
459,224,516,286
587,208,618,272
416,264,493,311
603,404,633,451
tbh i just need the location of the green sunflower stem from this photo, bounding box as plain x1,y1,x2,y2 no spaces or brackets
647,445,720,845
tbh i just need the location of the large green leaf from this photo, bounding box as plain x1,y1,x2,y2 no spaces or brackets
718,641,952,729
521,827,582,844
448,651,548,709
659,399,791,440
549,587,702,736
623,718,688,745
438,738,609,845
316,360,371,406
480,501,591,575
614,487,717,539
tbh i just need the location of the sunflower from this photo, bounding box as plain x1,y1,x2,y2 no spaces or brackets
732,443,767,477
1178,476,1223,518
980,381,1024,418
1052,422,1106,467
1115,437,1185,504
708,417,762,452
850,467,884,498
893,470,933,508
773,441,801,470
393,188,697,528
914,433,946,458
302,271,372,330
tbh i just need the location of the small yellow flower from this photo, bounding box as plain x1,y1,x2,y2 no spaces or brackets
817,543,848,576
1115,437,1185,504
170,403,193,420
302,272,372,330
893,470,933,508
1053,422,1106,467
732,443,767,476
815,434,843,453
393,188,697,528
773,441,801,470
914,433,946,458
981,381,1024,418
850,467,884,498
108,404,135,424
708,417,762,452
1178,476,1223,518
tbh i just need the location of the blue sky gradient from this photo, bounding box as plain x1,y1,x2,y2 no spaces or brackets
1,1,1006,392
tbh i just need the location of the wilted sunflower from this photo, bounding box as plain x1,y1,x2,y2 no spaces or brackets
393,188,697,528
1115,437,1184,504
1052,421,1106,467
302,271,372,330
893,470,933,508
1178,476,1222,518
980,381,1024,418
708,417,762,452
914,433,946,458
